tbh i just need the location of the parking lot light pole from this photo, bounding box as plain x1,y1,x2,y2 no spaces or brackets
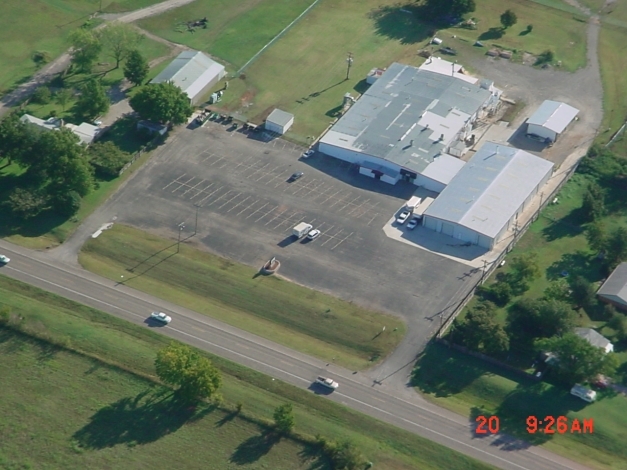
177,223,185,253
194,204,200,236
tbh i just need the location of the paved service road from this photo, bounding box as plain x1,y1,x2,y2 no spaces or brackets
0,241,590,470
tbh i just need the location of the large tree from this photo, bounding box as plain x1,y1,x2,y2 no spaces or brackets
581,181,605,222
68,28,102,73
507,298,577,343
123,49,149,86
536,333,618,385
130,82,193,125
155,342,222,401
510,252,540,283
450,302,510,355
500,10,518,29
0,113,33,165
55,89,74,111
100,23,143,69
606,226,627,270
585,219,607,253
88,141,131,178
422,0,476,19
76,79,110,120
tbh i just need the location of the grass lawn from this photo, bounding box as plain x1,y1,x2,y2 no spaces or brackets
0,275,494,470
78,224,406,370
0,0,166,95
412,343,627,470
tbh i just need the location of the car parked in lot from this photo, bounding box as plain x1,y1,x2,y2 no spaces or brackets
406,217,420,230
315,376,339,390
302,149,315,158
396,210,411,224
150,311,172,324
307,229,321,240
0,255,9,264
289,171,304,181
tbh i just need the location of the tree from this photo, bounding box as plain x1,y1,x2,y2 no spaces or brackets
526,24,533,33
100,23,143,69
68,28,102,73
535,49,554,65
543,278,570,302
605,226,627,270
536,333,618,385
0,113,32,165
585,220,607,253
155,342,222,401
477,281,512,306
75,79,110,120
507,298,576,344
607,310,627,342
55,89,73,111
329,439,364,470
123,49,149,86
4,188,48,219
88,141,131,178
450,302,510,355
500,10,517,29
130,82,193,125
273,403,295,434
581,181,605,221
32,86,52,104
569,276,596,310
422,0,476,19
49,190,82,217
510,252,540,282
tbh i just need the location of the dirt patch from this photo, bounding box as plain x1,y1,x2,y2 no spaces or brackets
240,90,255,107
521,52,536,66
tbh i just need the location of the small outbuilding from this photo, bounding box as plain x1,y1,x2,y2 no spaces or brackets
574,328,614,354
151,50,225,105
265,109,294,135
597,262,627,312
526,100,579,142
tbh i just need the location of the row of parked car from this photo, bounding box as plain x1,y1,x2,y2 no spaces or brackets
396,210,422,230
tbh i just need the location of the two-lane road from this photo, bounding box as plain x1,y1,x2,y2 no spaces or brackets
0,241,590,470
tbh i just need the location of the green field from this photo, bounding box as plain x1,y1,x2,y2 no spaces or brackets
79,224,406,370
412,343,627,470
0,275,494,470
0,0,166,94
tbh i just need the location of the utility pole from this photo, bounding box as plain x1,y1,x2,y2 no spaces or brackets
345,52,354,81
177,223,185,253
194,204,199,236
480,259,488,284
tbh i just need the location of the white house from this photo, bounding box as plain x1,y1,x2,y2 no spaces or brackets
422,142,554,249
526,100,579,142
20,114,101,145
318,61,501,191
265,109,294,135
574,328,614,354
151,50,225,105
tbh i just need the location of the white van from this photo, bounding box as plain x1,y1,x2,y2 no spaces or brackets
570,384,597,403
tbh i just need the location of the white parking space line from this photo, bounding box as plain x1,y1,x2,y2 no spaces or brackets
320,230,341,247
246,202,269,219
320,190,343,205
189,182,215,200
264,207,289,226
290,179,318,196
210,155,226,166
256,205,278,223
367,214,379,226
162,174,187,190
218,192,242,210
181,179,207,197
337,195,362,212
247,162,271,179
196,185,225,205
275,214,310,231
331,232,354,250
205,189,235,208
227,195,252,213
170,175,196,193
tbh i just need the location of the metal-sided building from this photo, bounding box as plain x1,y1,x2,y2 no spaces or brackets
526,100,579,142
265,109,294,135
422,142,554,249
318,61,501,191
151,50,225,105
597,262,627,312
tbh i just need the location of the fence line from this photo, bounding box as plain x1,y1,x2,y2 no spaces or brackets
435,161,581,339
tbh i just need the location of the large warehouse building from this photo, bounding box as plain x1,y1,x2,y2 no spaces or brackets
422,142,554,249
526,100,579,142
151,50,225,105
318,61,501,192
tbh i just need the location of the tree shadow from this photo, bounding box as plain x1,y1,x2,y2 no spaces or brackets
325,105,343,118
73,389,214,449
478,27,504,41
541,207,586,242
519,29,531,36
546,251,601,282
368,4,430,45
230,429,281,465
299,444,331,470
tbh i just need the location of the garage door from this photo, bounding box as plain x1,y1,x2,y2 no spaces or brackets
442,223,454,236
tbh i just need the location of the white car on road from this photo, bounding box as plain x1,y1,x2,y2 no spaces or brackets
315,376,339,390
151,311,172,324
0,255,10,264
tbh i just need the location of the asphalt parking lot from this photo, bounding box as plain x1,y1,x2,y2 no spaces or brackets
107,121,480,355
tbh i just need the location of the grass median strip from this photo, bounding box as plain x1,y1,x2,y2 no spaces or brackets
79,224,406,370
0,275,494,470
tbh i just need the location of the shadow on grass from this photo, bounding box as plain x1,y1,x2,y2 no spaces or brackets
100,116,152,154
541,207,586,241
368,4,430,45
299,444,332,470
230,429,281,465
478,27,505,41
546,251,602,282
73,389,215,449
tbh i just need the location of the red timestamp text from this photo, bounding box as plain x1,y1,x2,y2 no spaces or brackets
475,415,500,434
526,416,594,434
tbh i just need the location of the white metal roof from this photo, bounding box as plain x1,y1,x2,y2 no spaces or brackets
420,154,465,186
266,109,294,127
597,262,627,307
418,56,478,84
424,142,554,238
527,100,579,134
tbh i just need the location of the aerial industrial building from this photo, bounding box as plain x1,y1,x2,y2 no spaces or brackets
526,100,579,142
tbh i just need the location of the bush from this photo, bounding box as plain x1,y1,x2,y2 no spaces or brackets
535,49,554,65
477,281,512,306
526,24,533,33
50,190,82,217
32,50,51,65
32,87,52,104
